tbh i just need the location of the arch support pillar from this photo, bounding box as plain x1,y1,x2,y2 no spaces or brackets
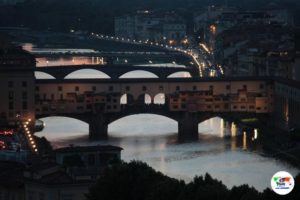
178,112,198,140
88,113,108,140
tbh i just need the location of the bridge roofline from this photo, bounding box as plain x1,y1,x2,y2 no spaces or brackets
35,64,188,69
35,76,274,84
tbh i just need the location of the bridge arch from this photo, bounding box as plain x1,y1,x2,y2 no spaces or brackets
167,71,192,78
35,116,89,140
153,93,166,105
120,93,134,105
119,70,159,78
64,69,111,79
137,93,152,104
35,71,56,79
108,113,178,137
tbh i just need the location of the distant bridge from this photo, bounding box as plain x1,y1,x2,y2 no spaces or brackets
35,64,200,80
33,51,185,58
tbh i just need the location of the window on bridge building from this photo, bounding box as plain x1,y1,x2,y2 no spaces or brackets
22,81,27,87
260,84,265,89
193,85,197,91
125,86,130,91
75,86,79,92
209,85,214,90
92,86,97,91
8,102,14,110
22,101,28,110
8,81,14,88
176,86,180,91
243,85,247,90
109,86,114,91
58,86,63,91
142,86,147,91
226,85,230,90
35,94,40,101
8,91,14,100
88,154,95,166
159,85,164,91
22,92,27,99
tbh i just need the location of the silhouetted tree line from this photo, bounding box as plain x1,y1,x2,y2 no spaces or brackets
86,161,299,200
0,0,299,34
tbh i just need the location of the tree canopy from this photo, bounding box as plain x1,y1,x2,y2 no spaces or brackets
86,161,300,200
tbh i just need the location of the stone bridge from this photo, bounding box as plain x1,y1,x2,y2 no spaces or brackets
36,105,267,140
35,64,200,80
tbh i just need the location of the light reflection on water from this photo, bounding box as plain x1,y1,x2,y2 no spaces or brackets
36,116,299,191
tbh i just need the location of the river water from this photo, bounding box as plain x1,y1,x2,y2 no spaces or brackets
34,67,299,192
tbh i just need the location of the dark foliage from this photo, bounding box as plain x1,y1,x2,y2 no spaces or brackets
86,161,300,200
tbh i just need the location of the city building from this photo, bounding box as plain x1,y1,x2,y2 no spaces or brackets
0,145,123,200
55,145,123,180
115,11,186,43
0,34,36,126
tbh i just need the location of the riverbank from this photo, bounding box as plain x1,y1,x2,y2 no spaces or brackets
237,117,300,169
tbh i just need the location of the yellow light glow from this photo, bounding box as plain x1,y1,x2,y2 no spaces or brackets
231,122,237,137
243,131,247,150
254,128,258,139
210,24,217,34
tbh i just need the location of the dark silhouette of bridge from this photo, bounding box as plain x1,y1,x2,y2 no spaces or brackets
35,64,200,79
